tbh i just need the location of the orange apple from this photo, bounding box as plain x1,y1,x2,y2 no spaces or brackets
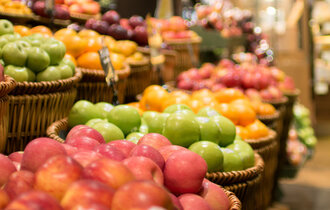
0,189,9,209
4,170,34,200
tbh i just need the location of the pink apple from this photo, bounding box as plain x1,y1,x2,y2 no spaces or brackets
4,170,34,200
164,150,207,195
61,180,115,209
0,189,9,209
169,193,183,210
219,59,234,68
138,133,172,150
107,140,136,157
8,151,23,163
130,144,165,170
123,156,164,185
178,194,211,210
220,70,241,88
102,10,120,25
158,145,187,161
177,79,194,90
21,138,66,172
242,72,255,89
245,88,262,101
120,18,133,30
66,126,105,144
0,154,16,187
94,144,126,161
5,190,62,210
199,179,231,210
62,144,78,155
66,125,89,140
66,136,100,151
71,150,103,167
70,203,109,210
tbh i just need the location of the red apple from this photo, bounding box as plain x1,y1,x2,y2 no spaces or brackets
82,158,135,190
61,180,115,209
5,190,62,210
0,189,9,209
164,150,207,195
130,144,165,170
107,140,136,157
62,144,78,155
123,156,164,185
138,133,172,150
198,63,214,79
169,193,183,210
199,179,231,210
111,180,175,210
71,150,103,167
133,26,148,46
102,10,120,25
66,136,100,151
219,59,234,68
0,63,4,82
94,144,126,161
4,170,34,200
120,18,133,30
158,145,187,161
129,15,145,28
0,154,17,187
178,194,211,210
107,24,129,40
85,18,98,30
70,203,109,210
220,70,241,88
242,72,255,89
66,126,105,144
94,20,109,35
8,151,23,163
245,88,262,101
177,79,193,90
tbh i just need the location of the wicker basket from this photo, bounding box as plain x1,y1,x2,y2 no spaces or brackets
245,130,278,209
76,64,130,104
257,110,280,130
206,153,264,210
125,57,152,102
0,76,16,153
223,188,242,210
5,69,82,154
164,37,201,79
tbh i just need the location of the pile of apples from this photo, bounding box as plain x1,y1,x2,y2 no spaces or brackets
0,130,233,209
176,59,296,101
0,20,75,82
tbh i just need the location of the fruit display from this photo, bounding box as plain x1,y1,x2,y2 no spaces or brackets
0,131,235,209
0,20,75,82
0,0,32,15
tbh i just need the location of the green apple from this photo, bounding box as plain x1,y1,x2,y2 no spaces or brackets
227,139,255,169
4,65,29,82
195,116,221,144
142,111,169,134
41,38,66,65
163,112,200,147
0,20,14,35
85,118,107,127
163,104,192,114
27,33,45,41
0,59,4,66
95,102,114,119
0,37,8,48
2,33,20,42
60,58,75,74
26,47,50,73
221,148,244,172
2,42,27,66
22,36,42,47
36,66,61,82
197,107,221,118
68,100,104,127
58,64,73,79
189,141,223,172
235,135,243,140
15,40,30,49
107,105,141,136
91,121,124,142
126,132,145,144
211,115,236,147
27,68,35,82
139,118,149,134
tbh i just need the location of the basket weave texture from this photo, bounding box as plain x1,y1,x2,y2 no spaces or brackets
223,188,242,210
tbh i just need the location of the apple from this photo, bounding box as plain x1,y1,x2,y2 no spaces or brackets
129,15,145,28
2,33,20,42
68,100,103,127
210,115,236,147
91,121,125,143
54,4,70,20
94,20,109,35
82,158,135,190
81,1,100,15
163,112,200,148
120,18,133,30
71,151,102,168
85,118,107,127
245,88,262,101
177,79,194,90
123,156,164,185
0,62,4,82
139,118,149,134
164,150,207,194
102,10,120,25
4,170,34,200
111,181,174,210
25,47,50,73
199,179,231,210
107,140,136,157
107,24,129,40
178,194,211,210
62,144,78,155
5,190,62,210
189,141,223,172
126,132,145,144
85,19,97,30
95,102,114,118
66,125,105,144
58,64,73,79
197,107,220,118
227,139,255,169
221,148,244,172
195,117,221,144
8,151,23,163
0,19,13,35
163,104,192,114
2,42,27,66
40,38,66,65
61,180,115,209
60,58,75,73
137,133,172,150
220,70,241,87
94,144,126,161
0,154,16,187
133,26,148,46
158,145,188,161
0,189,9,209
33,1,48,17
107,105,141,136
130,144,165,170
21,138,66,172
142,112,169,134
4,65,32,82
169,193,183,210
66,136,100,151
70,203,109,210
36,66,61,82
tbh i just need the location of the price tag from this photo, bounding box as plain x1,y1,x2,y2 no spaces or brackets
45,0,55,18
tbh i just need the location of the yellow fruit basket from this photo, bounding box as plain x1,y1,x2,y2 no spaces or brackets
5,69,82,154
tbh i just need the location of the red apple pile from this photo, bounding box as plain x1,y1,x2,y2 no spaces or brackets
0,130,231,210
176,59,296,101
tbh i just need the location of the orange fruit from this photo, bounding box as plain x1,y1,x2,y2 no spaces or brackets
143,85,165,96
236,126,250,140
143,88,169,112
230,103,256,126
215,103,239,125
161,91,190,111
77,51,102,70
112,40,138,57
58,35,88,58
78,29,100,38
257,103,276,116
85,36,102,52
14,25,30,36
110,53,126,70
64,54,77,66
230,99,253,110
245,120,269,139
54,28,77,40
214,88,245,103
191,89,214,100
29,26,52,37
188,99,205,113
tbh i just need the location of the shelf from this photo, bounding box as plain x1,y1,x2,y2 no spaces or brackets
314,35,330,45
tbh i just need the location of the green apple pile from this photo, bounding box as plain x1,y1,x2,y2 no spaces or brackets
68,100,255,173
0,19,75,82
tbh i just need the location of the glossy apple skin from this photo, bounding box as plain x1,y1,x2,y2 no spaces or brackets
8,151,23,163
178,193,211,210
169,193,183,210
130,144,165,170
66,136,100,151
199,179,231,210
227,139,255,169
137,133,172,150
164,150,207,195
0,189,9,209
0,154,16,187
123,156,164,185
66,126,105,144
158,145,188,161
4,170,34,200
71,150,103,167
94,144,126,161
61,180,115,209
111,180,175,210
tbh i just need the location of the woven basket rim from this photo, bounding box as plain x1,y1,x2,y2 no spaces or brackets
70,12,101,20
262,96,288,106
206,153,264,185
244,129,277,149
0,76,16,97
127,56,150,67
32,15,71,25
164,36,202,45
137,46,177,57
257,110,280,121
47,117,68,143
223,188,242,210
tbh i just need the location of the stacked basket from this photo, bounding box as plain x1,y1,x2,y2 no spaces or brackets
5,69,82,154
